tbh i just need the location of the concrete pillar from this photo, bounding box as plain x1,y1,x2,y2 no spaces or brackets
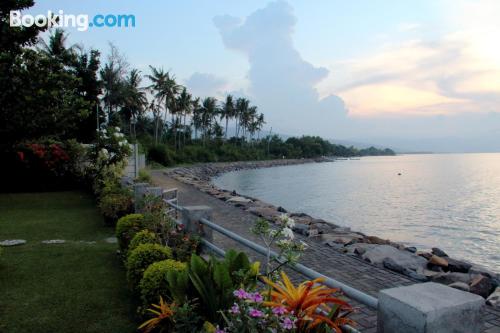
133,182,149,212
378,282,484,333
145,186,163,197
180,205,213,242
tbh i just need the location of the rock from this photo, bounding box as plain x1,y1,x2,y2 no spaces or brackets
470,275,493,298
421,268,443,279
404,269,429,282
41,239,66,244
314,223,334,234
366,235,390,245
432,247,448,257
416,251,433,260
405,246,417,253
319,232,363,245
486,287,500,309
277,206,287,213
432,272,472,285
246,206,279,220
361,245,428,272
355,247,367,256
226,196,252,203
293,223,310,236
428,255,449,268
449,282,470,292
447,258,472,273
104,237,118,244
344,243,377,255
383,257,405,274
0,239,27,246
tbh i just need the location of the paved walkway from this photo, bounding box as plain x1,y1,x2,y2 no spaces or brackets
151,170,500,333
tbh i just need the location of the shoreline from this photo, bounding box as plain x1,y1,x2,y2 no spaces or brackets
163,159,500,306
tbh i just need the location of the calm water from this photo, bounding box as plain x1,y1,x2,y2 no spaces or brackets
214,154,500,272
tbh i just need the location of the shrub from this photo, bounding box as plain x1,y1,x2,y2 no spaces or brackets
139,259,187,308
128,230,160,253
126,243,173,289
135,169,152,184
116,214,145,252
147,144,174,166
99,191,133,225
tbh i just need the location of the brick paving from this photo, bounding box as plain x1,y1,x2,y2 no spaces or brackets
151,170,500,332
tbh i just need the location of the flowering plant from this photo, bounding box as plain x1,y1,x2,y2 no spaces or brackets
217,288,298,333
251,214,307,278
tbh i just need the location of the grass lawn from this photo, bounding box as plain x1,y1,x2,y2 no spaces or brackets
0,191,137,333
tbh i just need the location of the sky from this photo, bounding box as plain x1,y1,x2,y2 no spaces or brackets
27,0,500,152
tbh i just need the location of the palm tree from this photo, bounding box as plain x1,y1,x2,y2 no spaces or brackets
235,97,250,139
191,98,202,140
122,69,147,137
220,95,235,139
256,113,266,139
147,66,180,144
200,97,218,145
176,87,192,149
39,28,76,64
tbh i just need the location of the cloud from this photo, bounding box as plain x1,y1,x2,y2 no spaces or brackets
213,1,348,135
184,72,229,98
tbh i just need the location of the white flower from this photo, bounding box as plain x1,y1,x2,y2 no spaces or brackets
114,132,120,138
115,126,121,131
269,230,278,237
118,141,124,146
100,128,107,134
100,148,109,156
277,239,291,247
282,227,294,240
286,218,295,228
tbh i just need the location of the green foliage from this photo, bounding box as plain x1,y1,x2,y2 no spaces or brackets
116,214,146,252
128,230,160,253
98,191,133,225
139,259,187,308
167,251,260,323
135,169,152,184
147,144,174,166
126,243,173,289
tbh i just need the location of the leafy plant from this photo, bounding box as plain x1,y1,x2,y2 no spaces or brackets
126,243,173,289
98,191,133,225
129,230,160,254
136,169,152,184
139,296,175,333
252,215,307,278
186,251,260,323
262,272,354,332
140,259,187,308
116,213,146,252
166,225,201,262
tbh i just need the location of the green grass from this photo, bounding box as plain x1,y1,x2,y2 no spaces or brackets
0,191,138,333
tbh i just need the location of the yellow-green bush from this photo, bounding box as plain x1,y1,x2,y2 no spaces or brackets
126,243,172,289
128,230,159,253
115,214,145,252
139,259,187,308
99,191,133,225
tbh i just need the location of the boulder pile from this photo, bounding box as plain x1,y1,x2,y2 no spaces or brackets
164,160,500,307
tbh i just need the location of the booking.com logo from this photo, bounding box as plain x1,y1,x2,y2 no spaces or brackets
10,10,136,32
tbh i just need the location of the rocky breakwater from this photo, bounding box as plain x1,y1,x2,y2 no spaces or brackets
163,159,500,308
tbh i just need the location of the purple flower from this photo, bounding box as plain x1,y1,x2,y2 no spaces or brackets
250,292,264,303
233,288,249,299
230,303,240,314
215,326,225,333
281,317,295,330
248,308,264,318
272,306,287,315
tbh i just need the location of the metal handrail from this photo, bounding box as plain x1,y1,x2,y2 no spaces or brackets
199,217,378,309
164,199,378,309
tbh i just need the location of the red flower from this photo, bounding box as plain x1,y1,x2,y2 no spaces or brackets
17,151,24,161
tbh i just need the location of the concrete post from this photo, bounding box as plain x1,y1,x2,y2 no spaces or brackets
145,186,163,197
134,143,139,178
378,282,484,333
133,182,149,212
180,205,213,242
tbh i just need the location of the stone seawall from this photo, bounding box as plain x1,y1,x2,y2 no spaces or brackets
163,159,500,307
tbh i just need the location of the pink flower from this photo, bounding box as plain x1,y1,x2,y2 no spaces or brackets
281,317,295,330
250,292,263,303
233,288,249,299
230,303,240,314
272,306,287,315
248,308,264,318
